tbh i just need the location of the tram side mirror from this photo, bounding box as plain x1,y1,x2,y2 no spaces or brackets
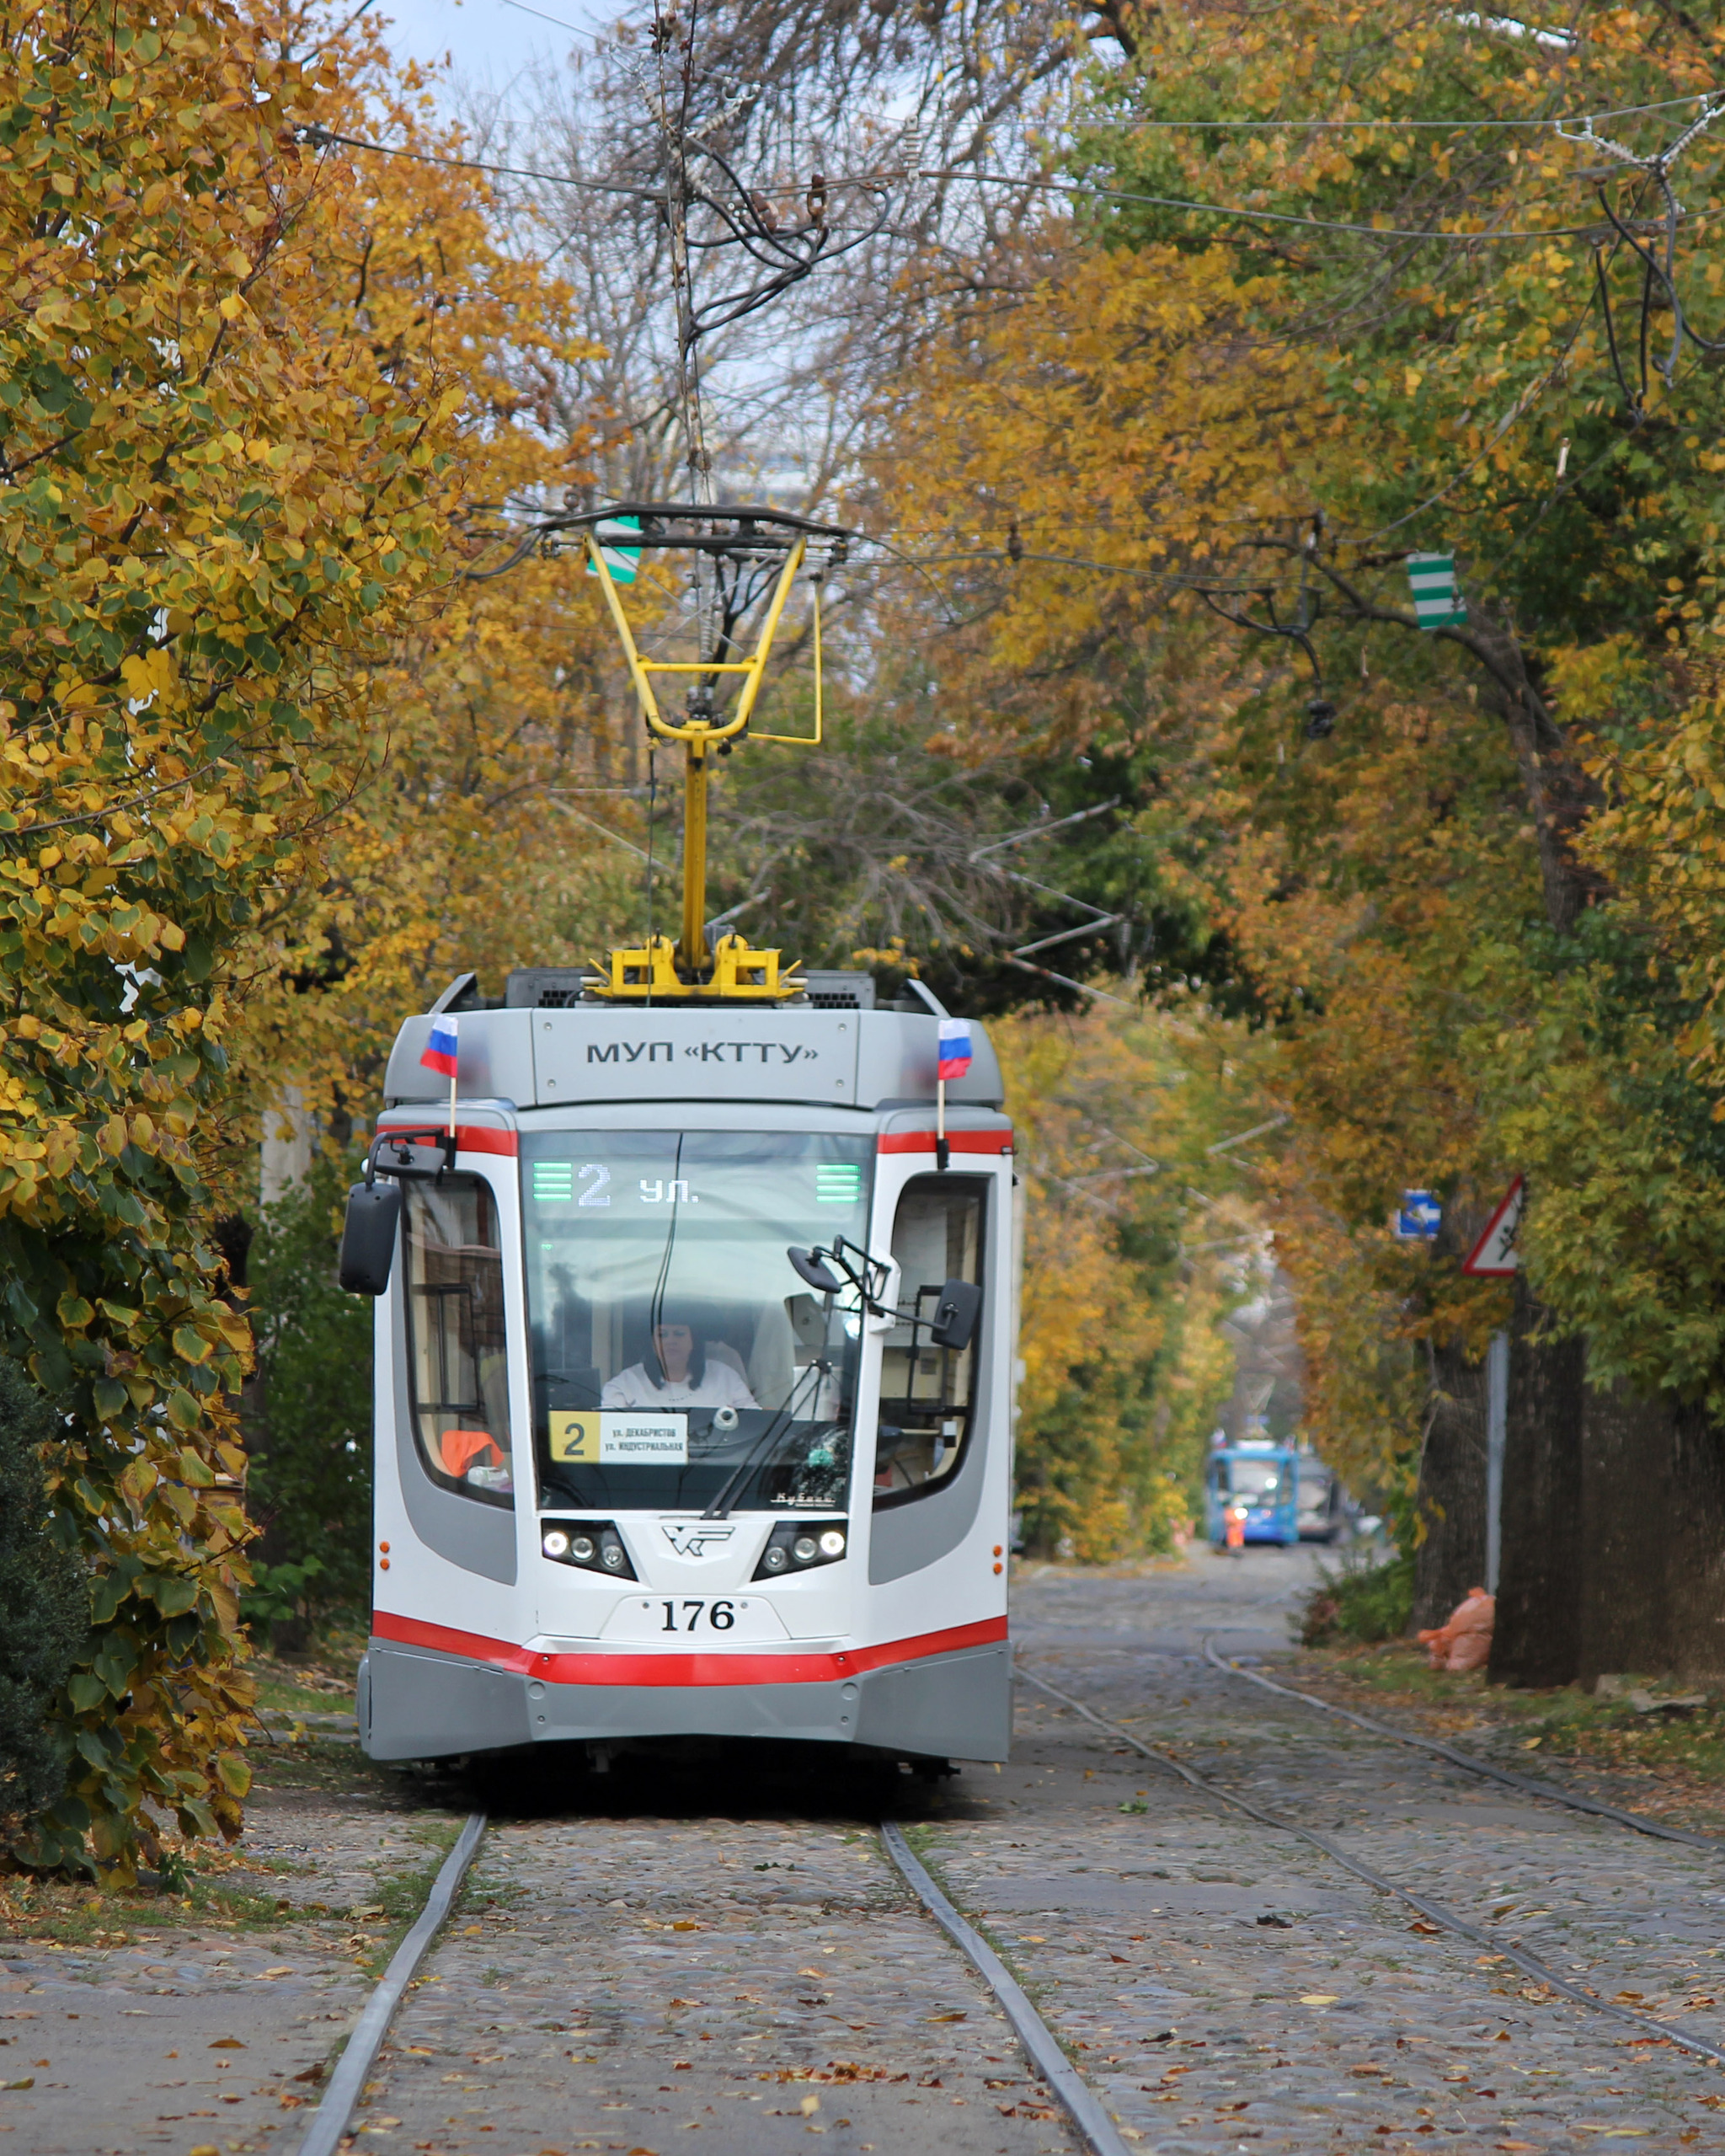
788,1246,843,1295
928,1278,982,1351
339,1180,402,1297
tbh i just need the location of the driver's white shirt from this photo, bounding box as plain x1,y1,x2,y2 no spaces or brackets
600,1362,758,1410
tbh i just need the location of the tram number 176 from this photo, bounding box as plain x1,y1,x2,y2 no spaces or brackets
661,1599,735,1632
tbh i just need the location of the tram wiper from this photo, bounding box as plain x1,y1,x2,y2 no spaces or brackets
701,1357,825,1520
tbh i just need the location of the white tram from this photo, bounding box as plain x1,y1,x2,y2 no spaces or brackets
339,971,1016,1770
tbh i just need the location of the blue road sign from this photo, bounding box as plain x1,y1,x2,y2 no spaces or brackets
1396,1189,1442,1240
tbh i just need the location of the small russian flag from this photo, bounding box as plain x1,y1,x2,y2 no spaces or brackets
420,1012,459,1079
937,1017,973,1083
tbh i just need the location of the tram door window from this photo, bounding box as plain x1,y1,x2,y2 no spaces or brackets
402,1177,513,1505
875,1177,984,1503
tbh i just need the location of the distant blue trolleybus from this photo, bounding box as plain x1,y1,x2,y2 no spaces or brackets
1205,1441,1300,1547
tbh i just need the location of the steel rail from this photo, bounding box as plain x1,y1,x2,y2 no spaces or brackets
1019,1667,1725,2071
880,1820,1136,2156
293,1812,488,2156
1202,1634,1725,1849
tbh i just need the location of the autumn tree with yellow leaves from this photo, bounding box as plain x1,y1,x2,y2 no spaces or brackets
0,0,606,1868
866,0,1725,1675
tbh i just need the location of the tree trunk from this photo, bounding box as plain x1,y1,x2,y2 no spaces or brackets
1664,1399,1725,1687
1578,1372,1674,1688
1411,1335,1489,1631
1490,1279,1585,1686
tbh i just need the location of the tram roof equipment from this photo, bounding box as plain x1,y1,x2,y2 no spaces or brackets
553,500,853,1008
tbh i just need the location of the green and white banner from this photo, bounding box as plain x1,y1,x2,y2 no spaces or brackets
1406,551,1466,628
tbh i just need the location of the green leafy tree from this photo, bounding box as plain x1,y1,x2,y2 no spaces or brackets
244,1153,373,1638
0,1359,83,1842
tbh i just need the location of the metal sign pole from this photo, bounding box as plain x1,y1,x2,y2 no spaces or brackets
1486,1328,1509,1594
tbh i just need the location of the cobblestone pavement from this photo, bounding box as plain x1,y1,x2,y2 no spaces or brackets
990,1546,1725,2153
19,1545,1725,2156
355,1767,1082,2156
0,1770,458,2156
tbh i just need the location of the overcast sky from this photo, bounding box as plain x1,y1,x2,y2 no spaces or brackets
372,0,601,98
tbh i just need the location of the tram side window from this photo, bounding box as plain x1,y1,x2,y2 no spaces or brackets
403,1178,513,1506
875,1177,984,1506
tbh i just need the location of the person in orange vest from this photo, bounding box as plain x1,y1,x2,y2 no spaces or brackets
1225,1504,1247,1555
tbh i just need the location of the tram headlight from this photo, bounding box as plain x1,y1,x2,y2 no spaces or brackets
537,1518,637,1581
753,1518,848,1581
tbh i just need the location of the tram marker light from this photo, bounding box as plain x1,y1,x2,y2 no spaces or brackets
754,1518,848,1580
538,1518,638,1579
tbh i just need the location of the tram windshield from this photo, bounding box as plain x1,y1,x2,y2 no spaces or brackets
522,1131,873,1511
1216,1457,1287,1501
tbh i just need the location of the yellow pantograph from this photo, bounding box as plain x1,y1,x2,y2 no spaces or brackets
578,506,844,1003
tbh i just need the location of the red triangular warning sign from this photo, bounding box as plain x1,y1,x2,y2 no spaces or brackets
1463,1175,1524,1277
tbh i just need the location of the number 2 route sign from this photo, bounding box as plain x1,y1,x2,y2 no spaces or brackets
1463,1175,1524,1276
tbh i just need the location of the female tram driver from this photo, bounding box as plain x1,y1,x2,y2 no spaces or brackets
600,1316,761,1412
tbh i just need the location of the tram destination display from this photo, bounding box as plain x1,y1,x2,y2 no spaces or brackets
549,1410,688,1465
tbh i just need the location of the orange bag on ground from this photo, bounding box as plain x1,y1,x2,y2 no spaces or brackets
1417,1587,1495,1673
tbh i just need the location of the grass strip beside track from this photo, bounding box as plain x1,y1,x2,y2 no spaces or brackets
1203,1634,1724,1849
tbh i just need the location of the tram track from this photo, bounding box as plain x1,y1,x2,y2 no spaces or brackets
294,1806,1135,2156
262,1555,1725,2156
1201,1634,1723,1851
1020,1664,1725,2071
292,1644,1725,2156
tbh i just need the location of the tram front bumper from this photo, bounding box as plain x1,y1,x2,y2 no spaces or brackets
357,1634,1012,1764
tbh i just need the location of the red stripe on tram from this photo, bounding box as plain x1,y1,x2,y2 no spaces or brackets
877,1131,1013,1155
454,1126,518,1158
376,1120,519,1158
371,1610,1008,1688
